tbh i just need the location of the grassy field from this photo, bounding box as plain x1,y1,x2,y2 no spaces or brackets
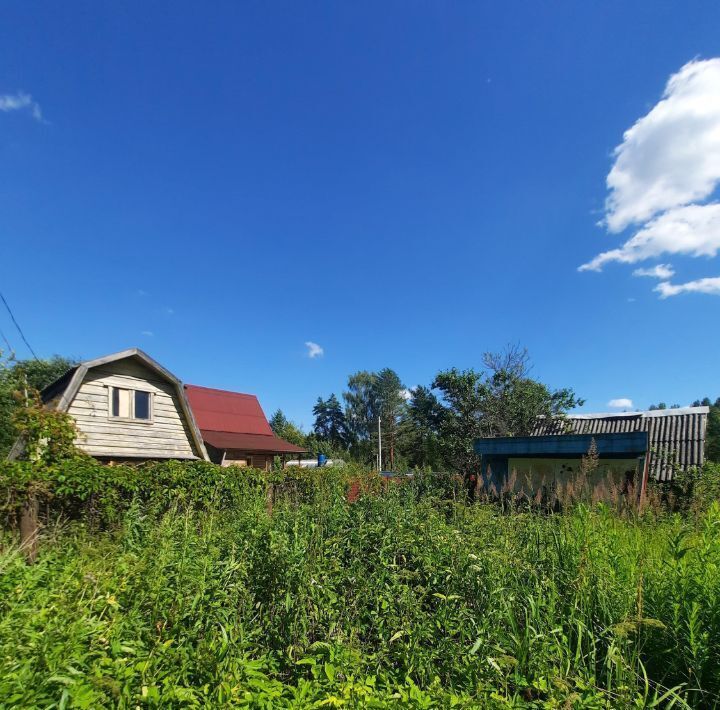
1,474,719,708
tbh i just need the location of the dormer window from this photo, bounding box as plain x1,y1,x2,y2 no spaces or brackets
109,387,153,421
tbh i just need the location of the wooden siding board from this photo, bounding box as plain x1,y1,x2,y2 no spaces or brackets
67,361,197,459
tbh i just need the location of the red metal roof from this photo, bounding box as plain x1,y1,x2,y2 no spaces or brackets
200,430,306,454
185,384,274,436
185,384,306,454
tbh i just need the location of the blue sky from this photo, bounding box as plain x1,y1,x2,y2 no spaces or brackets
2,2,720,429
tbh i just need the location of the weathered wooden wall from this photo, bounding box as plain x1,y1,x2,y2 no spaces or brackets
222,450,273,470
66,359,198,459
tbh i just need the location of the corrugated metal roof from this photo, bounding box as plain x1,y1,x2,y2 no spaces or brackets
201,430,306,454
185,384,274,436
185,384,306,454
532,406,709,480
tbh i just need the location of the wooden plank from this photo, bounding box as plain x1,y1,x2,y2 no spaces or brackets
78,441,195,458
71,419,193,434
78,427,189,444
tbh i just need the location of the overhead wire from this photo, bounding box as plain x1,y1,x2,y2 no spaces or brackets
0,290,39,360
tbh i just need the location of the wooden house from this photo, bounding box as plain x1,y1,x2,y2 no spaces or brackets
184,384,306,470
10,348,208,462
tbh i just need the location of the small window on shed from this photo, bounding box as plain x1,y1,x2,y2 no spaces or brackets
109,387,152,421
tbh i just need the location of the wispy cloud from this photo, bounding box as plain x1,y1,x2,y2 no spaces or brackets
655,276,720,298
580,203,720,271
305,341,324,359
632,264,675,279
141,330,154,337
0,91,43,121
608,398,634,409
163,307,175,316
579,58,720,295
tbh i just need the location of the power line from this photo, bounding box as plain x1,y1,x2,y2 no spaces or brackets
0,291,38,360
0,325,13,354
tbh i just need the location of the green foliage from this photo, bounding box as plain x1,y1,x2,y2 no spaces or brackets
432,347,582,477
690,397,720,463
648,461,720,514
312,394,350,450
343,368,407,466
0,354,76,457
11,389,81,464
269,409,307,448
2,460,720,706
399,385,445,470
708,405,720,463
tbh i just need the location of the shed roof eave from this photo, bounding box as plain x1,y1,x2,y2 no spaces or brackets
475,432,649,457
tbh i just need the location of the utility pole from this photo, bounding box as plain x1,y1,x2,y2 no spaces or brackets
377,416,382,471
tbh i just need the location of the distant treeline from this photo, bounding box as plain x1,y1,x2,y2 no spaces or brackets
271,345,583,473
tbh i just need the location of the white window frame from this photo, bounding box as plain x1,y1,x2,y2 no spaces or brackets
107,385,154,423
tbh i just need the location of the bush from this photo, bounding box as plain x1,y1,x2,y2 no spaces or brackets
647,461,720,514
0,458,358,530
3,459,720,705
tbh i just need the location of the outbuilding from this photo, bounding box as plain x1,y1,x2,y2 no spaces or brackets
474,406,709,498
184,384,306,470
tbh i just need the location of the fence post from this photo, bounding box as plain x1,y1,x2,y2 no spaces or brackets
20,494,39,564
266,482,274,516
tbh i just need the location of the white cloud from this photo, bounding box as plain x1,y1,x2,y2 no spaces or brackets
604,59,720,232
400,388,413,401
580,203,720,271
655,276,720,298
632,263,675,279
580,58,720,297
305,341,324,359
141,330,154,337
608,398,634,409
0,91,43,121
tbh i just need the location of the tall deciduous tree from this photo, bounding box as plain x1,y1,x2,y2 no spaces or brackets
343,368,406,467
374,369,405,469
433,346,583,479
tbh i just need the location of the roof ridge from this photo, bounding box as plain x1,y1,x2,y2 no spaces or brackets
185,383,257,398
568,406,709,419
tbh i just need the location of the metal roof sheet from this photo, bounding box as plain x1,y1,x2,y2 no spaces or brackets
185,384,274,436
201,430,306,454
185,384,306,454
532,407,709,480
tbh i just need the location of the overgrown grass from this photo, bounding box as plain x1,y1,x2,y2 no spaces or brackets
1,472,720,707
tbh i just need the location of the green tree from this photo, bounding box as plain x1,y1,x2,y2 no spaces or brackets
343,368,406,468
312,394,350,449
399,385,444,469
432,346,582,480
432,368,488,477
0,354,76,457
343,371,377,449
269,409,306,448
374,369,406,469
